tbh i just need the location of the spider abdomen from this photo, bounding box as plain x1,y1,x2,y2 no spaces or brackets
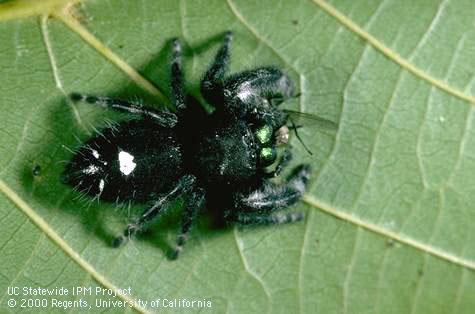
64,119,184,202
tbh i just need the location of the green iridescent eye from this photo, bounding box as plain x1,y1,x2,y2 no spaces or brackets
255,125,272,144
259,147,276,167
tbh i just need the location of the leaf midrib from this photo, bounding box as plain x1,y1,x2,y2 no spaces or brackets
303,195,475,271
312,0,475,106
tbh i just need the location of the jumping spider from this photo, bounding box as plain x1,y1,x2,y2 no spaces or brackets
63,31,311,259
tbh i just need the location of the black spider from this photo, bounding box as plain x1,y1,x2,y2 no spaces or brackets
63,31,311,259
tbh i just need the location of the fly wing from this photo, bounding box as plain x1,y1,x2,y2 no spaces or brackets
283,109,338,133
281,109,338,155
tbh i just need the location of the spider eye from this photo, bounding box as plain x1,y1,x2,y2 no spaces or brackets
259,147,276,167
255,125,273,144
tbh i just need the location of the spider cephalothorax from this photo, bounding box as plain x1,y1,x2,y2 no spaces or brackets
63,31,311,259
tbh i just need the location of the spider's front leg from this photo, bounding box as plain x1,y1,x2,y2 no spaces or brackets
235,211,304,225
223,66,295,128
232,164,311,225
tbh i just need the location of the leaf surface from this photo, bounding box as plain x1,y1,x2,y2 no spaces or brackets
0,0,474,313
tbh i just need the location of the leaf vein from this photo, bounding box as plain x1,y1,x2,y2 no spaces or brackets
351,49,406,208
233,228,271,310
0,232,44,304
226,0,299,75
0,179,150,314
53,10,170,108
312,0,475,107
40,14,86,130
342,227,361,314
452,269,467,313
407,0,448,62
297,209,312,314
303,195,475,271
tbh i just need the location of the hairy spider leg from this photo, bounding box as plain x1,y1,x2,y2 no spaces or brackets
169,187,205,260
233,164,311,224
171,38,186,111
113,174,197,247
200,31,233,105
236,211,304,225
69,93,177,128
223,67,294,127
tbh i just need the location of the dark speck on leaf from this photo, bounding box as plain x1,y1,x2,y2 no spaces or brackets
32,165,41,177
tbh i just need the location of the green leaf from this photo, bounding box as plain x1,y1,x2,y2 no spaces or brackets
1,0,474,313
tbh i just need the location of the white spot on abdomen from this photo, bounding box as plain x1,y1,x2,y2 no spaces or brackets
118,150,137,176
